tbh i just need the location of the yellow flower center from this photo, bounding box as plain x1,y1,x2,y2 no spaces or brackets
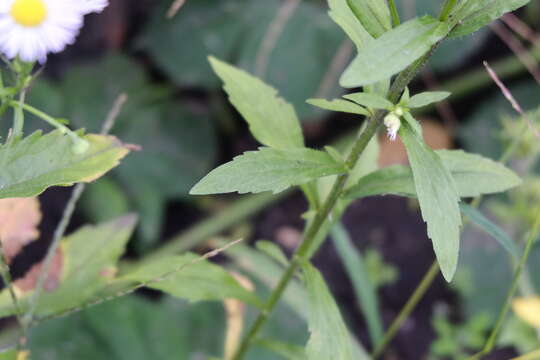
10,0,47,27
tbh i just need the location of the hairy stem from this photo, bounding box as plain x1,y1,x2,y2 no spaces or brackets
232,50,433,360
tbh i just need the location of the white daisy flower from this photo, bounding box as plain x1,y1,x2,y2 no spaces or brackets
0,0,109,63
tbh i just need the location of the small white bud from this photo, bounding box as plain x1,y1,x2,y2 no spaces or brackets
384,113,401,141
394,106,404,117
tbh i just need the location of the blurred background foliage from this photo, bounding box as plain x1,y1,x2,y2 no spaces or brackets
1,0,540,358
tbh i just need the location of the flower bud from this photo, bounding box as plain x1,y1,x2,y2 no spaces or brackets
384,113,401,141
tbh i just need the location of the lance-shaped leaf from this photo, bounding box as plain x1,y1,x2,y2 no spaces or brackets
307,98,369,116
120,253,263,307
328,0,373,51
0,130,130,199
340,16,450,88
407,91,451,109
451,0,530,38
399,124,462,282
303,261,354,360
345,150,521,200
190,147,347,195
346,0,392,38
209,56,304,150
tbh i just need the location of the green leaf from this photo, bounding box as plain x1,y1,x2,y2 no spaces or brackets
256,338,308,360
29,296,227,360
0,350,16,360
0,216,137,318
190,147,347,195
343,92,393,110
345,150,521,201
237,0,347,120
328,0,373,50
121,253,263,307
340,16,450,88
306,98,369,115
399,124,462,282
459,203,520,259
209,56,304,149
256,240,289,267
80,178,130,224
137,0,246,87
303,261,353,360
0,130,129,199
407,91,451,108
346,0,392,38
330,223,383,346
451,0,530,38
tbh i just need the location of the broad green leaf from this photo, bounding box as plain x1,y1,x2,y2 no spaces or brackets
331,223,383,346
190,147,347,195
346,0,391,38
256,240,289,267
121,253,263,307
345,150,521,202
209,56,303,149
340,16,450,88
307,98,369,115
303,262,353,360
451,0,530,38
459,203,519,259
0,216,137,318
29,296,227,360
343,92,393,110
256,338,308,360
328,0,373,50
407,91,451,108
238,0,346,120
80,178,130,224
400,124,462,281
0,130,129,199
137,0,246,87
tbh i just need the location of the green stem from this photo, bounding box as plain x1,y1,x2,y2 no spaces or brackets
467,210,540,360
9,101,71,136
12,89,26,138
372,261,440,358
232,50,433,360
388,0,400,27
439,0,458,21
23,184,85,328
